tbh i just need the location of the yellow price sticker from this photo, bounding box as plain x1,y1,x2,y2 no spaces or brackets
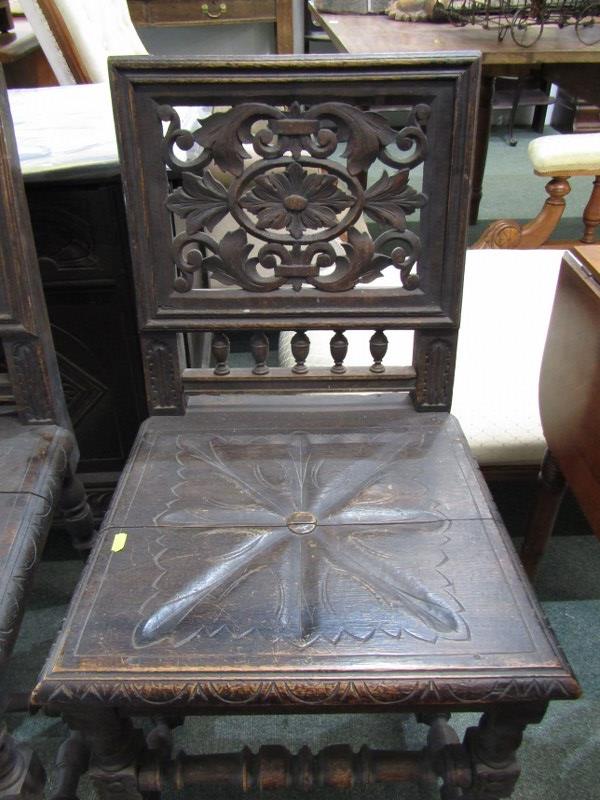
111,531,128,552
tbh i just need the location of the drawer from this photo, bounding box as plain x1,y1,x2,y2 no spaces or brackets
128,0,276,26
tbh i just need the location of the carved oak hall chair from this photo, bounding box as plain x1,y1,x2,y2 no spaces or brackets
0,66,94,798
33,56,580,800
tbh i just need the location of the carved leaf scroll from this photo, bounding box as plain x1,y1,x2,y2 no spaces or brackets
364,171,427,229
166,171,229,234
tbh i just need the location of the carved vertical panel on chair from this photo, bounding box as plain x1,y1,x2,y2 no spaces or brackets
412,331,458,411
4,338,55,423
140,333,184,415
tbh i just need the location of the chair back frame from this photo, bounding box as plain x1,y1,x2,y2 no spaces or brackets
109,55,480,414
0,67,70,427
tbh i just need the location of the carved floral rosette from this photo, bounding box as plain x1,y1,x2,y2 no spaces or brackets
159,100,430,292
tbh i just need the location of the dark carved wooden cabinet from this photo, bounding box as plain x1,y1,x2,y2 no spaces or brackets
24,176,147,514
32,55,579,800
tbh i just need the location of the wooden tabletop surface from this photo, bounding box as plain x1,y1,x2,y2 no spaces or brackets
311,8,600,67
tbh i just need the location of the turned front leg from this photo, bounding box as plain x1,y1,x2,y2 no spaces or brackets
463,702,547,799
63,710,147,800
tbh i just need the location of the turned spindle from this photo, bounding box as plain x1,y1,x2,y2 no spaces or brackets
369,329,388,373
330,331,348,374
211,332,230,376
143,744,426,794
291,331,310,374
251,332,270,375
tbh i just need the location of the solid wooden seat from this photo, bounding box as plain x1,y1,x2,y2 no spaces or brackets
0,419,73,663
32,55,579,800
37,394,577,713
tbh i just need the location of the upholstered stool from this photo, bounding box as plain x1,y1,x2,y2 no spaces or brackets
474,132,600,249
280,249,564,471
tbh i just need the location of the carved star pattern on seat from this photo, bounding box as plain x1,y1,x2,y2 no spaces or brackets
133,431,470,649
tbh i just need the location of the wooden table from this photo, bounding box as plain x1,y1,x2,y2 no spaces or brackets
310,6,600,222
521,245,600,575
128,0,294,53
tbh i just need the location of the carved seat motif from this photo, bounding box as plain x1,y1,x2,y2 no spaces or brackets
32,56,580,800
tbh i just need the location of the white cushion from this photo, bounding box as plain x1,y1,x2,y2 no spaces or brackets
529,133,600,177
279,249,564,466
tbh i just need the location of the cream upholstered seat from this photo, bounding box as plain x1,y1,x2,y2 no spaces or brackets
279,249,564,467
529,132,600,176
19,0,146,83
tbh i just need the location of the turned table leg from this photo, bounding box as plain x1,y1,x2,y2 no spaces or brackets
463,702,547,799
469,76,494,225
521,449,566,580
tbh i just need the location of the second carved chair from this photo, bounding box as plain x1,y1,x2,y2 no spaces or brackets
32,55,579,800
0,66,94,800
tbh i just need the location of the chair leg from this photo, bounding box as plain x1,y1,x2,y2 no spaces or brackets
463,702,547,799
0,723,45,800
472,176,570,249
62,710,147,800
581,175,600,244
507,78,523,147
49,733,89,800
59,470,95,555
520,449,566,580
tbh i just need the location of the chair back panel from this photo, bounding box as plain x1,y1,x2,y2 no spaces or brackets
109,55,480,413
0,67,70,426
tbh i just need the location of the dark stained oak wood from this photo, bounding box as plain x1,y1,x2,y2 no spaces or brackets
33,55,579,800
522,245,600,576
35,395,578,711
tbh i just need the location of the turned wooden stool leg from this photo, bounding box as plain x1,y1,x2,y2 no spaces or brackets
521,449,566,580
0,723,45,800
59,470,95,555
581,175,600,244
463,702,547,799
63,710,147,800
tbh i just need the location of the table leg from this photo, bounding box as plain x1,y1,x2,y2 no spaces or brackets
469,76,494,225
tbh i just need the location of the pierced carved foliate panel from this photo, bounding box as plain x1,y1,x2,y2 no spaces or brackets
163,100,428,294
111,59,479,328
